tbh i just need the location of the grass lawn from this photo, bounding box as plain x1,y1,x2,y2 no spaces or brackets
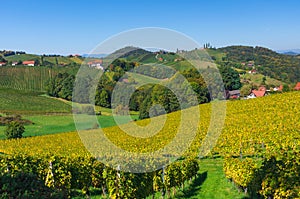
176,158,249,199
0,114,139,139
0,88,140,139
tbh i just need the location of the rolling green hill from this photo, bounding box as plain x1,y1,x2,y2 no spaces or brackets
117,46,299,86
2,53,84,66
217,45,300,83
1,45,298,95
4,54,39,62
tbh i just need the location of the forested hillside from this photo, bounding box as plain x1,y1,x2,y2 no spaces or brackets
216,46,300,83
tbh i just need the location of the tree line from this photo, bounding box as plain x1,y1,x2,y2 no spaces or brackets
47,58,241,119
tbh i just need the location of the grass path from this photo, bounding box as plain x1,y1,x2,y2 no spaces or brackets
172,158,249,199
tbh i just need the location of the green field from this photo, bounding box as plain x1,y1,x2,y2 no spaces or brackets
0,91,299,198
4,54,84,65
0,88,71,114
4,54,39,62
0,88,139,139
240,73,284,87
0,114,139,139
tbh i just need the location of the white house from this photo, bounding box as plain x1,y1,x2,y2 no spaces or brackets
12,62,18,66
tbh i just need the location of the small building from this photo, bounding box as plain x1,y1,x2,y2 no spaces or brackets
87,60,104,70
87,60,102,67
0,62,7,66
22,60,35,66
248,90,266,99
228,90,240,99
248,69,257,74
294,82,300,90
12,61,19,66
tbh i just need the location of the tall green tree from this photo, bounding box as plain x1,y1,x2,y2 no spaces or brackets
219,66,242,90
98,90,110,108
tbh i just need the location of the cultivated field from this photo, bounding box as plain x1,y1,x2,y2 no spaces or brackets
0,91,298,198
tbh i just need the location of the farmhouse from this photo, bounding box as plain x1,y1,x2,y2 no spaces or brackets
22,60,35,66
0,62,7,66
247,90,266,99
87,60,103,70
294,82,300,90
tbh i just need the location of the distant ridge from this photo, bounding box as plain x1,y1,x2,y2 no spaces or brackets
81,54,108,58
277,49,300,55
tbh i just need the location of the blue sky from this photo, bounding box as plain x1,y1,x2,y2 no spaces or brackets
1,0,300,54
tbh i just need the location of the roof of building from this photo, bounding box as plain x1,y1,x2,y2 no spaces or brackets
294,82,300,90
23,60,35,65
258,86,266,91
229,90,240,95
252,90,266,97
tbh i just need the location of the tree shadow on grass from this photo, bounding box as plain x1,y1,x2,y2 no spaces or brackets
175,171,208,198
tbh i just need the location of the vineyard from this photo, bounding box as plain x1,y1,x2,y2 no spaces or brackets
0,66,78,91
0,92,299,198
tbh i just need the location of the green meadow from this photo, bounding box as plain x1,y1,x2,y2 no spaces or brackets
0,88,139,139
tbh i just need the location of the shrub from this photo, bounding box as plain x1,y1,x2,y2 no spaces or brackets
4,121,25,139
82,105,95,115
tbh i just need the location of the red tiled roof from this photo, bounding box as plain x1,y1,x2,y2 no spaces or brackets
278,85,283,91
23,61,35,65
258,86,266,91
295,82,300,90
0,62,6,65
87,60,102,65
252,90,265,97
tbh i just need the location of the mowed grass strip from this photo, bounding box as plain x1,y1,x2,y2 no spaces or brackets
145,158,249,199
